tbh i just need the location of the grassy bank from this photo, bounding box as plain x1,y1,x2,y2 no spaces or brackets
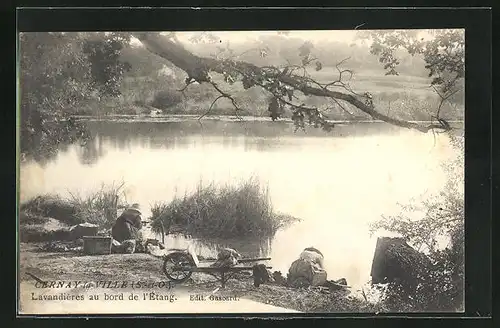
19,182,128,242
75,71,464,122
151,178,299,240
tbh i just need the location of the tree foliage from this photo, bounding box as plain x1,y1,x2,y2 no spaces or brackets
82,33,132,97
370,135,464,311
357,29,465,111
19,32,131,162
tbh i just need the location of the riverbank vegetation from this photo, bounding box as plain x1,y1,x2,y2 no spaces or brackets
19,178,300,241
369,135,464,312
150,177,299,239
77,65,463,123
19,182,129,242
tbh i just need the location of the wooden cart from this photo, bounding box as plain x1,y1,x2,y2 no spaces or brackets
162,249,272,288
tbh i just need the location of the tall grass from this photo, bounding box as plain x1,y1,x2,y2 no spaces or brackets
67,182,127,229
20,182,129,229
150,201,171,240
150,177,298,239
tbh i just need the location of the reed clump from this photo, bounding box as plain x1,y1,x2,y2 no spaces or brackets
150,177,299,239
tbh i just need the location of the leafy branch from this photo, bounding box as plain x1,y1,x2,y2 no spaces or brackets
135,32,456,133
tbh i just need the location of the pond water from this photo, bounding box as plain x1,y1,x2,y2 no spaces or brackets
19,117,463,288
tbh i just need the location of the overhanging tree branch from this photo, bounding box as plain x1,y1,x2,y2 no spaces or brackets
133,32,452,133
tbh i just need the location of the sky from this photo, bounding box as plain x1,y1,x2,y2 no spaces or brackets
130,30,358,46
178,30,360,44
129,29,445,47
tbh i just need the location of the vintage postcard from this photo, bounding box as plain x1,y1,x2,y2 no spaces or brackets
17,29,465,315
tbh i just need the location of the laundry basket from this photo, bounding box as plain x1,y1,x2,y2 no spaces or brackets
83,236,112,255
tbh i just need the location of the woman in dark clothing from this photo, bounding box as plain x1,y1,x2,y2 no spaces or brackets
112,207,143,243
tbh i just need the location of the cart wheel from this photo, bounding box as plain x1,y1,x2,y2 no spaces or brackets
163,251,195,283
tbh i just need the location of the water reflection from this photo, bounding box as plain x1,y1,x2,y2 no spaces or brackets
75,119,463,166
74,120,410,166
76,135,107,165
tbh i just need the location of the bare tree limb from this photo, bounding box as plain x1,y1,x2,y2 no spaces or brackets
178,79,196,92
198,95,225,121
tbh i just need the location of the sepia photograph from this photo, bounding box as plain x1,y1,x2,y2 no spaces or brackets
17,28,465,314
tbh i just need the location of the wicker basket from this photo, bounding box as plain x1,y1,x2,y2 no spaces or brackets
83,236,112,255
